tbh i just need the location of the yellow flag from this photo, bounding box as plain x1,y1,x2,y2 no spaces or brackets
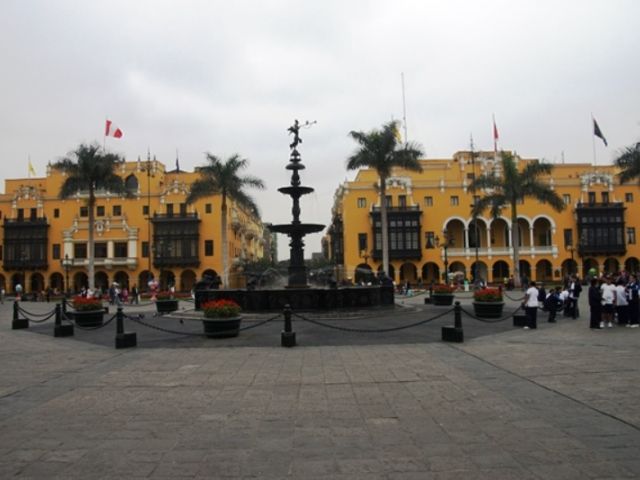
28,159,36,177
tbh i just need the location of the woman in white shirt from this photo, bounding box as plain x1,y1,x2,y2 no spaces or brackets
523,281,540,329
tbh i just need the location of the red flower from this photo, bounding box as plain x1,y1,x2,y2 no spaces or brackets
202,299,241,318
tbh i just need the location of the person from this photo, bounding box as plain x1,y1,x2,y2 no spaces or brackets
521,274,530,291
600,277,616,328
131,284,139,304
614,279,629,326
588,278,602,329
523,280,539,329
545,286,563,323
567,275,582,319
537,283,547,310
0,287,5,304
626,274,639,328
15,283,23,301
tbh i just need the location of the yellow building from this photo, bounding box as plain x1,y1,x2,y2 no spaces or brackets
0,158,268,295
328,151,640,285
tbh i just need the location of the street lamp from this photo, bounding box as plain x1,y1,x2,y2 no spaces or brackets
435,229,454,282
141,154,155,287
62,254,72,297
566,245,576,275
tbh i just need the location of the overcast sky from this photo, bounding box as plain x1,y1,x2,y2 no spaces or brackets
2,0,639,260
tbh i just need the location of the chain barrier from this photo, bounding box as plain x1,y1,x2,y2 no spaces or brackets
292,307,454,333
17,309,57,323
459,304,523,324
503,292,525,302
124,313,280,337
17,305,57,318
63,312,118,331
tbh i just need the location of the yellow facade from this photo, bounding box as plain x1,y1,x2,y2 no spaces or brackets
0,159,267,294
329,151,640,285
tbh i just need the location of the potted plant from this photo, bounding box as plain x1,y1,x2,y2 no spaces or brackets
431,284,456,306
201,299,242,338
71,296,105,326
472,287,504,318
155,291,179,313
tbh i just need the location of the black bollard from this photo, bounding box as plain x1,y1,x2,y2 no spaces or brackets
12,300,28,329
442,301,464,343
115,306,137,349
54,303,74,337
281,304,296,347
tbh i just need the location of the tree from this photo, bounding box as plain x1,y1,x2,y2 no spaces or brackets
469,151,564,288
54,143,129,291
346,121,423,277
615,142,640,184
186,153,265,288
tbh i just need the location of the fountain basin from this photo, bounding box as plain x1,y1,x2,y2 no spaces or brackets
269,223,325,235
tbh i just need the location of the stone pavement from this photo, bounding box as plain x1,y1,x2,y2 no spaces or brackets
0,294,639,479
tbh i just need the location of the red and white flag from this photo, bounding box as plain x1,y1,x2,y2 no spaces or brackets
105,119,123,139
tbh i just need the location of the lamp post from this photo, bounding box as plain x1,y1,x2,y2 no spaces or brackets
435,229,453,282
567,245,575,276
62,254,72,298
142,154,155,288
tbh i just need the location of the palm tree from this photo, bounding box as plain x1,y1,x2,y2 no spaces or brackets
54,143,128,291
469,151,565,288
615,142,640,184
346,120,424,277
186,153,265,287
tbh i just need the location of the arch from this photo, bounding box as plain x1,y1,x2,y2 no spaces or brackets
603,258,619,275
448,261,466,281
489,217,510,248
470,261,488,283
30,273,45,294
532,217,553,247
421,262,440,284
73,272,88,292
399,263,417,285
625,257,640,274
94,271,109,292
535,259,553,282
531,214,557,231
519,260,531,281
442,218,466,249
377,264,395,282
160,270,176,290
583,258,599,278
492,260,509,282
113,271,130,289
138,270,154,291
49,272,64,294
561,259,578,277
468,218,489,249
11,273,23,293
442,215,470,230
354,263,373,284
180,269,197,292
125,174,139,192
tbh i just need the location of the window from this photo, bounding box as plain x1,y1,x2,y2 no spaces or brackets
424,196,433,207
54,208,60,218
166,204,174,217
143,205,149,216
94,242,107,258
80,207,88,217
450,196,459,206
205,203,212,214
179,203,187,216
358,233,367,253
563,194,571,205
564,229,573,247
205,240,214,256
398,195,407,208
52,244,61,260
142,241,149,258
112,205,122,216
357,197,367,208
384,196,392,207
114,242,128,258
588,192,596,204
626,193,634,203
17,208,24,220
30,208,37,220
466,172,475,180
425,232,435,248
74,243,87,259
96,206,105,217
627,227,636,245
601,192,609,204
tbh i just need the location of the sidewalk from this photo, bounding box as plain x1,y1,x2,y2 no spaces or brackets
0,295,638,479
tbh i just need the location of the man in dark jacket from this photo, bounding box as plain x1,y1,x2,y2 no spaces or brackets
568,275,582,319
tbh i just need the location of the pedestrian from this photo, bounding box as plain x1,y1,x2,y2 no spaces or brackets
523,280,539,329
0,287,5,304
615,279,629,326
545,286,563,323
568,275,582,318
588,278,602,329
600,277,616,328
626,274,639,328
537,282,547,309
131,284,139,305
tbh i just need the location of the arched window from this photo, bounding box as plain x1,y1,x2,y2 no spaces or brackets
125,174,139,192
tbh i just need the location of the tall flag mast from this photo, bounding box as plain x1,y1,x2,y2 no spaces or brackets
401,72,408,144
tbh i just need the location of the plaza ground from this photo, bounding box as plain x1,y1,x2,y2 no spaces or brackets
0,292,639,479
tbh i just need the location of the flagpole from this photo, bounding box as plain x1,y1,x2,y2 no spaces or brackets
103,117,107,151
401,72,408,144
591,114,597,168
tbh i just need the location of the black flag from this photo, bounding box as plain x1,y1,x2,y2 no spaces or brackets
593,118,608,146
